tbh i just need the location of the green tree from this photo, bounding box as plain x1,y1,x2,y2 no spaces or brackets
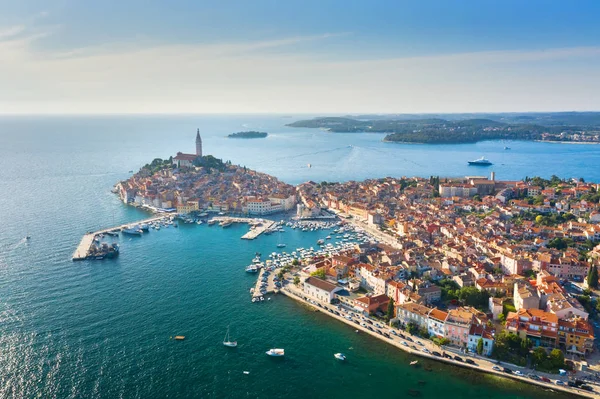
531,347,547,367
292,259,300,266
386,297,395,322
406,322,419,335
310,269,326,279
476,338,484,355
587,265,598,289
549,349,565,368
293,276,300,286
535,215,544,224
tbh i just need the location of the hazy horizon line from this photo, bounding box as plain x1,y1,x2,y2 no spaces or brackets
1,110,600,117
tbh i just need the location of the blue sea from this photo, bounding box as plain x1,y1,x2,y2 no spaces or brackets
1,114,596,398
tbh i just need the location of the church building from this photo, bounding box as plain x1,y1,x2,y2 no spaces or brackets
173,129,202,168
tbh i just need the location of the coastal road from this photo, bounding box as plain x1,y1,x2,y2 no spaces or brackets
280,282,597,398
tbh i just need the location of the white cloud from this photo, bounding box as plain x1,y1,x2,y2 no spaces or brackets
0,19,599,114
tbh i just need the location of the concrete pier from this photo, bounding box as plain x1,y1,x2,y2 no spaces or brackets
208,216,275,240
72,215,170,261
251,268,277,299
241,220,275,240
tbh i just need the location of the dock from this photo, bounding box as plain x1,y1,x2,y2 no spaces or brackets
209,216,275,240
241,220,275,240
72,215,169,261
251,268,277,299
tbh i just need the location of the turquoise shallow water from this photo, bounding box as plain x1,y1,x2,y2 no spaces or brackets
1,115,592,398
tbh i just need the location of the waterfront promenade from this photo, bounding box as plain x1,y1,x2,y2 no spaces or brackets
280,281,596,398
72,215,168,261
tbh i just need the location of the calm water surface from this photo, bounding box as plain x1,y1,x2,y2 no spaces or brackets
1,115,594,398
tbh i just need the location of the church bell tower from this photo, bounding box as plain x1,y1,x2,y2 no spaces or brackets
196,129,202,157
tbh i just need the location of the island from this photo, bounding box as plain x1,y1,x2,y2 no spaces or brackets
227,131,268,139
286,113,600,144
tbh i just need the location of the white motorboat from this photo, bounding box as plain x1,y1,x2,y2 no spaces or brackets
266,348,285,357
245,265,259,273
223,326,237,347
334,353,346,361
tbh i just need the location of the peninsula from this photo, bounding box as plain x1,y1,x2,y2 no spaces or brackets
286,113,600,144
116,130,295,215
228,131,268,139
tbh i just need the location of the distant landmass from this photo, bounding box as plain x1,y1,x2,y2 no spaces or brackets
227,131,268,139
286,113,600,144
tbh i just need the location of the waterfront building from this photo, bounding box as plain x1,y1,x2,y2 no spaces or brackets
354,294,390,315
303,276,342,304
176,200,199,214
505,308,559,348
395,302,431,330
467,324,495,356
427,307,448,338
558,318,595,357
444,309,475,348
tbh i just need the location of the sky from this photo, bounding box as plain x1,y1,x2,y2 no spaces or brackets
1,0,600,114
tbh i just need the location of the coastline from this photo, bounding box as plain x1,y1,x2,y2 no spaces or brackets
535,140,600,145
279,285,594,398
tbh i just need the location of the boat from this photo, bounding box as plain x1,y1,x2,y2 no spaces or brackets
208,220,217,226
223,326,237,347
245,265,259,273
410,360,419,366
504,146,511,150
139,224,150,232
334,353,346,361
243,371,250,375
174,336,185,340
317,239,325,245
467,156,493,166
266,348,285,357
276,232,286,248
26,235,31,240
122,227,142,236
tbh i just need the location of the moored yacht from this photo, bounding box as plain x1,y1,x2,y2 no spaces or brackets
245,264,259,273
334,353,346,361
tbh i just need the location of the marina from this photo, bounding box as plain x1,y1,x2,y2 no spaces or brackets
71,215,173,261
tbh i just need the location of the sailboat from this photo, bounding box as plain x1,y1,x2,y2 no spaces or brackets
223,326,237,347
276,231,286,248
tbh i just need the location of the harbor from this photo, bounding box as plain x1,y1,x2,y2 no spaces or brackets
71,215,172,261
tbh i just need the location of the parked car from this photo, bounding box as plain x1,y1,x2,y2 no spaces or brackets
492,366,502,371
503,367,513,374
580,385,594,392
417,341,424,346
432,351,442,357
453,356,463,362
401,341,409,346
528,374,540,381
539,376,551,383
513,370,523,376
554,380,565,386
422,348,430,354
443,353,453,359
465,359,476,365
